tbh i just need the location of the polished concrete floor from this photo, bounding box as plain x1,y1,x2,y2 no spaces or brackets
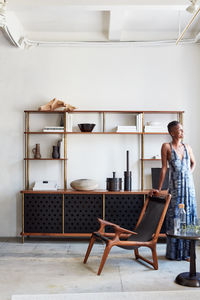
0,238,200,300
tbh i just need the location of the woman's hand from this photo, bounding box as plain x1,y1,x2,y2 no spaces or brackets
149,189,160,196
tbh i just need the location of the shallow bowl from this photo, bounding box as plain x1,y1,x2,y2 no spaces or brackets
78,123,96,132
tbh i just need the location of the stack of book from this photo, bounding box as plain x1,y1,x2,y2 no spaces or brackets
43,126,64,132
136,114,143,132
116,126,137,132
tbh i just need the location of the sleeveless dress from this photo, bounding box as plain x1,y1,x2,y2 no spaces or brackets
166,143,197,260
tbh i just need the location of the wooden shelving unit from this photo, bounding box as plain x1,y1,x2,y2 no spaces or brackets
24,158,67,160
24,109,184,190
22,109,184,242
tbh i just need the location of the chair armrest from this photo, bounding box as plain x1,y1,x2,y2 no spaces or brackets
97,218,137,235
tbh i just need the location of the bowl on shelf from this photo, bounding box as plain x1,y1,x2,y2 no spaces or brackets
70,179,98,191
78,123,96,132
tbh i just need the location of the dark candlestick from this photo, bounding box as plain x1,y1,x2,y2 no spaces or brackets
124,150,132,191
126,150,129,172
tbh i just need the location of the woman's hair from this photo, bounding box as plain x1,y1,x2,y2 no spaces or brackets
167,121,180,133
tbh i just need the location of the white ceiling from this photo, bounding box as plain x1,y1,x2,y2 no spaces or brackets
1,0,200,47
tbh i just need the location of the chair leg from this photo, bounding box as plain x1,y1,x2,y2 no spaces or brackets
134,248,139,260
151,245,158,270
97,243,112,276
83,235,96,264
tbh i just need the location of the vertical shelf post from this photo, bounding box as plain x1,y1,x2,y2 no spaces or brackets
25,112,29,189
62,194,65,233
103,112,105,132
103,194,105,220
22,193,24,243
64,112,67,189
141,113,144,190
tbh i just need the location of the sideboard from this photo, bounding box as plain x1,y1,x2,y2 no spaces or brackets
20,189,149,242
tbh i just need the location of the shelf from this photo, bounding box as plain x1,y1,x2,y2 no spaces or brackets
21,189,150,195
24,158,67,160
24,110,184,114
24,131,143,135
24,131,169,135
24,131,64,134
143,132,169,135
67,132,142,134
141,159,161,161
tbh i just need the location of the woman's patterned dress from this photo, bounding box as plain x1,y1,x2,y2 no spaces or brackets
166,143,197,260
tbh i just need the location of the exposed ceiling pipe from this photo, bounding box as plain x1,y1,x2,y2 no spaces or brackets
22,38,198,48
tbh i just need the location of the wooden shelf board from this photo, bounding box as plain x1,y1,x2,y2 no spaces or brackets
24,110,184,114
24,158,67,160
24,131,65,134
24,131,143,135
143,132,169,135
21,232,92,237
21,189,150,194
141,159,161,161
24,131,170,135
66,132,142,134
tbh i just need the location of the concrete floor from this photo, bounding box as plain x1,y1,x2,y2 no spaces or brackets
0,238,200,300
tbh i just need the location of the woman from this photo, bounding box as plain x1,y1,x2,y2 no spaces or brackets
152,120,197,260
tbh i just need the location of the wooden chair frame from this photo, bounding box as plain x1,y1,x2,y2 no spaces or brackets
83,193,171,275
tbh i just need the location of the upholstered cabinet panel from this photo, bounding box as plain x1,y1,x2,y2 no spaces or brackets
23,193,146,235
24,193,62,233
105,194,144,232
64,194,103,233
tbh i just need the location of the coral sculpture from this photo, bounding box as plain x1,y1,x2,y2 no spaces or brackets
39,98,76,111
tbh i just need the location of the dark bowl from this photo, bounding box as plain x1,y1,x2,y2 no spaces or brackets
78,123,96,132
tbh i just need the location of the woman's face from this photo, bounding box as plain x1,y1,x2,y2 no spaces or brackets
170,124,184,139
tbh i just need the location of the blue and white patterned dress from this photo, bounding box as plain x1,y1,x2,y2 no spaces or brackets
166,143,197,260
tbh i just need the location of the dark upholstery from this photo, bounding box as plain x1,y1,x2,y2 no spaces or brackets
119,196,165,249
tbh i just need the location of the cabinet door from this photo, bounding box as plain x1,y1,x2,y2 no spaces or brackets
105,194,144,232
24,194,62,233
64,194,103,233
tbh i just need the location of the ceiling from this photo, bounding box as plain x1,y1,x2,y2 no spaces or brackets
0,0,200,48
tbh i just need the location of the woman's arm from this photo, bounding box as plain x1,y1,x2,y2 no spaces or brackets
150,143,169,196
187,144,196,173
158,143,168,191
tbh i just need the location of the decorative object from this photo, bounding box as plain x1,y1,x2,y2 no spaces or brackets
33,180,58,191
52,145,60,159
151,168,169,190
78,123,96,132
57,139,63,158
66,114,73,131
32,144,41,159
152,155,160,159
70,179,98,191
124,150,132,191
38,98,76,111
60,115,64,127
106,172,122,191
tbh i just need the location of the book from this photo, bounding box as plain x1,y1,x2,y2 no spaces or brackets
116,126,137,132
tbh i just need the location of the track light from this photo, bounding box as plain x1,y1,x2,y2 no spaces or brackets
186,0,198,13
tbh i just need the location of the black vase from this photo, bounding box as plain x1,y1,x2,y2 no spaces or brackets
52,146,60,159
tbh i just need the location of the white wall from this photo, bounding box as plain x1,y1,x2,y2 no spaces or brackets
0,33,200,236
